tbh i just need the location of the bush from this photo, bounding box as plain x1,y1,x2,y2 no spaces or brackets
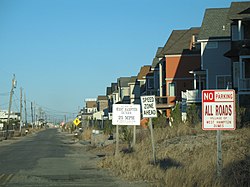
186,104,200,125
152,115,168,128
103,120,114,135
171,102,182,125
120,126,133,151
236,106,250,128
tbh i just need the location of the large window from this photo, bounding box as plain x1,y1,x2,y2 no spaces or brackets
169,82,176,96
147,78,154,88
233,62,240,87
243,58,250,78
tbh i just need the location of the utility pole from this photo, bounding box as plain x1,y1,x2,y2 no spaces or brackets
31,102,34,129
5,74,16,139
34,101,36,128
24,93,27,128
19,87,23,133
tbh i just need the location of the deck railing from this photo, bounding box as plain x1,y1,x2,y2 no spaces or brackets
182,90,201,103
238,78,250,91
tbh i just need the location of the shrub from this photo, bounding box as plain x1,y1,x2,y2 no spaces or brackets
120,126,133,151
103,120,114,135
171,102,182,125
152,115,168,128
186,104,200,125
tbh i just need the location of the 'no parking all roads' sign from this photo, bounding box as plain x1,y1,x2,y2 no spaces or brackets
202,90,236,130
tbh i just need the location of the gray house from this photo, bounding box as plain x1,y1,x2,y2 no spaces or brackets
117,77,131,104
198,8,232,90
128,76,140,104
224,1,250,106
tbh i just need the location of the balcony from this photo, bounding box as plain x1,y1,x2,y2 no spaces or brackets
239,78,250,91
181,90,201,104
155,96,173,109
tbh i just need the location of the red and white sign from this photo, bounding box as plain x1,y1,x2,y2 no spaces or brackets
202,90,236,130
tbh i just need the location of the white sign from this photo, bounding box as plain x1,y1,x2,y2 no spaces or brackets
112,104,140,125
202,90,236,130
141,95,157,118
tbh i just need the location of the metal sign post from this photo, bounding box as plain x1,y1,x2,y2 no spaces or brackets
202,90,235,178
141,95,157,164
217,130,222,177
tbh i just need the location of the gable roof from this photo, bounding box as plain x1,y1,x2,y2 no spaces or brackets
117,77,131,87
137,65,151,80
198,8,230,40
97,95,108,100
86,101,97,108
228,1,250,20
106,87,112,95
152,47,163,68
111,83,118,92
129,76,137,83
160,27,200,56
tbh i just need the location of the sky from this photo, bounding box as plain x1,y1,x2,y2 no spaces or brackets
0,0,241,121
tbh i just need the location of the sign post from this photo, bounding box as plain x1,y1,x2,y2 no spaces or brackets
141,95,157,164
112,104,140,156
202,90,235,177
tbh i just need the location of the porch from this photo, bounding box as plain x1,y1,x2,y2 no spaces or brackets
155,96,173,109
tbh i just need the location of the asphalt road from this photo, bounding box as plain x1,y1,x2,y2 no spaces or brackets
0,128,147,187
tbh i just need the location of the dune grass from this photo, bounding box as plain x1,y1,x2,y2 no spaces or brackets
98,123,250,186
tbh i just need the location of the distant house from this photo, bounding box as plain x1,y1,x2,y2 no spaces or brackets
148,47,163,96
198,8,231,90
224,1,250,106
117,77,131,104
159,27,201,116
128,76,140,104
84,99,97,114
137,65,151,96
97,95,108,113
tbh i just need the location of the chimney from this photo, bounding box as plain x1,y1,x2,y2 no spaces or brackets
190,34,196,50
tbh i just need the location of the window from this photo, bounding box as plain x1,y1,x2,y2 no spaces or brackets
233,62,240,87
148,78,154,88
217,75,231,89
243,58,250,78
232,24,244,41
169,83,176,96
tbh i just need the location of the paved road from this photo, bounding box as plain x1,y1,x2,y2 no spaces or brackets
0,128,147,187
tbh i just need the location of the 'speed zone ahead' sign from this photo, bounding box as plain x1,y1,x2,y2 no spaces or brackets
141,95,157,118
202,90,236,130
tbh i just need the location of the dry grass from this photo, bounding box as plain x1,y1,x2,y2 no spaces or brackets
80,127,92,140
98,124,250,186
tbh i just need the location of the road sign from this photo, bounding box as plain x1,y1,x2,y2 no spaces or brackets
112,104,140,125
141,95,157,118
73,117,81,126
202,90,236,130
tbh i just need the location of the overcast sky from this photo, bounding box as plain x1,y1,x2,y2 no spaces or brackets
0,0,238,121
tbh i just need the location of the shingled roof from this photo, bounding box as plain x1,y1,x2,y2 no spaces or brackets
159,27,200,56
137,66,151,80
152,47,163,68
228,1,250,20
117,77,131,87
198,8,231,40
97,95,108,100
86,101,97,108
